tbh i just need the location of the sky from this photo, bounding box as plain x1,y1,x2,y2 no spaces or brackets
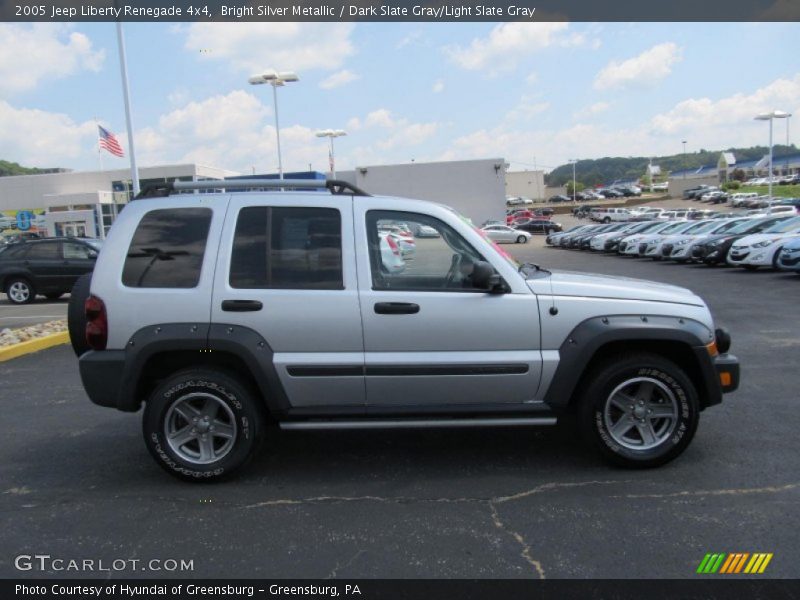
0,22,799,175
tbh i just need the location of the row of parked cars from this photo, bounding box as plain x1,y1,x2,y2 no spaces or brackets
545,214,800,274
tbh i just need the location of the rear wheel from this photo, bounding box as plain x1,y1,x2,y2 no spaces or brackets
5,278,35,305
516,235,527,244
577,353,699,468
143,368,266,481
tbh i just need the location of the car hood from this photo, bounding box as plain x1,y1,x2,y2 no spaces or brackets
734,232,797,247
527,270,704,307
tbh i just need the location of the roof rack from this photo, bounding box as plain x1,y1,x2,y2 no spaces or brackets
133,178,370,200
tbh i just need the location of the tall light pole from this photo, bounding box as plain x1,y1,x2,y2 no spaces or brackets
249,70,299,179
315,129,347,179
755,110,792,199
116,23,140,196
568,159,577,201
682,140,687,180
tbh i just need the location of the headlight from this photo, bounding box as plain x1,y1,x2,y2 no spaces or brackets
627,237,639,244
753,239,778,248
675,239,690,246
651,237,661,244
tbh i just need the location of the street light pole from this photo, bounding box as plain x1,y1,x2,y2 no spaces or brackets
755,110,792,199
315,129,347,179
116,23,140,196
249,70,299,180
569,159,577,202
682,140,687,180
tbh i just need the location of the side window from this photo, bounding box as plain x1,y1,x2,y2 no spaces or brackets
63,242,92,259
230,206,343,290
122,208,212,288
366,210,487,292
25,242,60,259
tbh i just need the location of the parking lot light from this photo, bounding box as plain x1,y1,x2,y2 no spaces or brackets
755,110,792,200
249,70,300,179
315,129,347,178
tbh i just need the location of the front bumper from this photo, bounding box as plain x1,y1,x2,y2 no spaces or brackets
713,353,740,395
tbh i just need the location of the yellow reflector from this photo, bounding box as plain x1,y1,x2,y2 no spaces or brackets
706,341,719,357
720,372,732,387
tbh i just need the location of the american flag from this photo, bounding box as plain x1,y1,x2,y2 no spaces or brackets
98,125,124,158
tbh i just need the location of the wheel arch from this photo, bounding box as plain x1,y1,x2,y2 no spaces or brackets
542,315,721,412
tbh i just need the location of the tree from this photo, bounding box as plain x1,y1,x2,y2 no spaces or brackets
565,181,585,195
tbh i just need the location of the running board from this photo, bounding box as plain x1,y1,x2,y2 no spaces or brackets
279,417,557,431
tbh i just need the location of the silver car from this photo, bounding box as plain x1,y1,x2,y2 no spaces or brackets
481,225,532,244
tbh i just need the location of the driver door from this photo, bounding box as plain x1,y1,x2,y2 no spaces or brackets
355,203,542,409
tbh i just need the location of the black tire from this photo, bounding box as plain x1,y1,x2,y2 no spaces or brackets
143,368,266,482
5,277,35,305
577,352,699,468
771,249,783,270
68,273,92,357
516,235,527,244
45,292,64,300
742,265,758,271
603,217,611,223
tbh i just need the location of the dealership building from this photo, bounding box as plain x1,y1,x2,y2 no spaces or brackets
0,158,508,238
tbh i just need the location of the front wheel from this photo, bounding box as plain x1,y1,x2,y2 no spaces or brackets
577,353,699,468
143,368,266,481
516,235,528,244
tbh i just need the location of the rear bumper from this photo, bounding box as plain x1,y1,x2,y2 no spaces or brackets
79,350,131,411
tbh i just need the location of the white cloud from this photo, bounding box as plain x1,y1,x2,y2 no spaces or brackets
594,42,681,91
0,24,104,95
525,72,539,85
319,69,360,90
505,97,550,122
574,101,611,119
0,100,97,165
432,80,445,93
184,23,355,74
396,30,423,49
445,23,588,71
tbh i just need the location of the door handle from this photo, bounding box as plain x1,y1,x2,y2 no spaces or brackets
374,302,419,315
221,299,263,312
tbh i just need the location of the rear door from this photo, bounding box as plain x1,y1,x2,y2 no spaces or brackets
61,240,97,289
22,241,63,292
211,194,364,409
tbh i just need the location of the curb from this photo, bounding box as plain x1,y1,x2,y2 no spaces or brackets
0,331,70,363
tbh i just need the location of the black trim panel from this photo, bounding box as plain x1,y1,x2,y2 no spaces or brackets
286,363,530,377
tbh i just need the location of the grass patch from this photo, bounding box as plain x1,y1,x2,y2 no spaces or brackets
738,185,799,199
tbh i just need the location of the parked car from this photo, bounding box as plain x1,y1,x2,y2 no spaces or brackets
727,216,800,270
515,219,563,235
691,216,794,266
617,221,679,256
665,218,750,262
589,221,654,252
548,194,571,204
481,225,532,244
639,220,706,258
69,178,739,479
590,207,632,223
776,237,800,273
546,224,593,246
0,237,102,304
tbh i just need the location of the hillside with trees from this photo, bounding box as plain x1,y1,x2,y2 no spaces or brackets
0,160,64,177
545,144,798,187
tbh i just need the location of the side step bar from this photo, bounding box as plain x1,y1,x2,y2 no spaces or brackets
279,417,557,431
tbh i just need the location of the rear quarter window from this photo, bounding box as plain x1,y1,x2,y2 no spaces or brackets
122,208,212,288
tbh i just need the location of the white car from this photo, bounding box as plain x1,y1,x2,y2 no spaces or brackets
666,218,750,262
764,205,799,217
729,193,758,207
481,225,532,244
378,231,407,273
643,220,710,259
620,221,684,256
658,209,690,220
727,216,800,270
588,222,646,251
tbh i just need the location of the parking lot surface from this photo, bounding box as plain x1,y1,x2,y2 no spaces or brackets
0,297,68,329
1,244,798,579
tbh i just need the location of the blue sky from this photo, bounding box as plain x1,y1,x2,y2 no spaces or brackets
1,22,798,174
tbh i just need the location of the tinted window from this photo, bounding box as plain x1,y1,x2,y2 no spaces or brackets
0,244,29,259
63,242,93,259
122,208,212,288
230,207,342,290
25,242,60,260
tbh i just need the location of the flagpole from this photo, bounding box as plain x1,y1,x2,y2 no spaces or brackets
95,117,104,172
116,22,140,195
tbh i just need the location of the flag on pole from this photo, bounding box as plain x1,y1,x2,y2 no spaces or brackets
98,125,125,157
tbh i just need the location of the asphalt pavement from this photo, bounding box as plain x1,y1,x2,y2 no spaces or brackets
0,297,68,329
0,234,798,579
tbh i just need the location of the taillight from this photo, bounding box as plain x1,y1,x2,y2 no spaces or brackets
386,235,401,256
85,295,108,351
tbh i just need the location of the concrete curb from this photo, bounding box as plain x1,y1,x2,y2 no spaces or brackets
0,331,70,363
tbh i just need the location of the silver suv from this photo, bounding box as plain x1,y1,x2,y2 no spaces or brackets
71,179,739,480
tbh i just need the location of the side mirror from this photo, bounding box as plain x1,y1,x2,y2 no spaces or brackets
88,251,98,259
471,260,506,293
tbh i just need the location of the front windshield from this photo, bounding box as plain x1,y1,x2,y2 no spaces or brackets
661,221,692,234
692,220,727,234
765,216,800,233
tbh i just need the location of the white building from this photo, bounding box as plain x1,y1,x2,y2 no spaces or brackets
0,164,236,238
505,170,546,201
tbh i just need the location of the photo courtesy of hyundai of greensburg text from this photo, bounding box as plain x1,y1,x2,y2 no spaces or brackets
0,1,798,598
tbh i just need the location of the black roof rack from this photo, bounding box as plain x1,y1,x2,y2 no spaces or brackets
133,178,370,200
